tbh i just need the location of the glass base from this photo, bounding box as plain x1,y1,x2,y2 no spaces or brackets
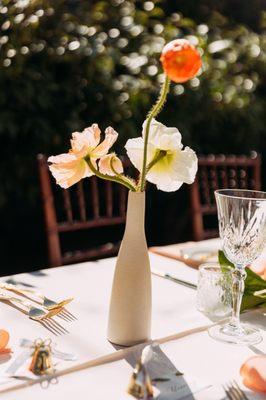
208,323,262,345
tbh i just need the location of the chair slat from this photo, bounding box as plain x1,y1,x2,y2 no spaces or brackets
62,242,120,265
201,166,211,205
63,189,73,223
220,167,229,188
253,155,261,190
90,176,100,218
105,181,113,217
239,166,248,189
38,155,128,267
77,182,86,221
58,216,125,232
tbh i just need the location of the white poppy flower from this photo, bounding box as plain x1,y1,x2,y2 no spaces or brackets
125,118,198,192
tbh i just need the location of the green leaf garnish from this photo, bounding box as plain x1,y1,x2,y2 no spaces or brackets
218,250,266,311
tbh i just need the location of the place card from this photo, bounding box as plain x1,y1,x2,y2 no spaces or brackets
153,373,210,399
127,343,211,399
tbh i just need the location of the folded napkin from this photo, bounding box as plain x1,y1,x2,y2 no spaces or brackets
150,240,266,279
149,242,200,269
149,238,220,269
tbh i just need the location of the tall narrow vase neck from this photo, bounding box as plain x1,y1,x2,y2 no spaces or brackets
124,191,146,236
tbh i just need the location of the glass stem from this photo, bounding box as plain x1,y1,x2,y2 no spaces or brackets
230,266,246,329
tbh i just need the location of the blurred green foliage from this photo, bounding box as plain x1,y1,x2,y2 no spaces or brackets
0,0,265,269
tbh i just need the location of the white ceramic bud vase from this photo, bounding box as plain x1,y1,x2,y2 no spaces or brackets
107,191,152,346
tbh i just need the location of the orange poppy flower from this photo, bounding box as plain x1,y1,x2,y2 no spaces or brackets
160,39,202,83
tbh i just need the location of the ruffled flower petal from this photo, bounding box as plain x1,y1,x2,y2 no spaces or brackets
99,153,124,176
171,147,198,184
92,126,118,158
48,154,93,188
48,152,77,165
71,124,101,157
142,119,182,150
125,137,156,171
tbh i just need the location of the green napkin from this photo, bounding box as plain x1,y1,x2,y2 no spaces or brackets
218,250,266,311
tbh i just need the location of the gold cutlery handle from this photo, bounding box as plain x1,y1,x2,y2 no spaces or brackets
0,283,44,299
0,293,32,310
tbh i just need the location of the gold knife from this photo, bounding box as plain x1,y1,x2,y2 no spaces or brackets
151,268,197,289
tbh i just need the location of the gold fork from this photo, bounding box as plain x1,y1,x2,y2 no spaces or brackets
0,283,75,320
223,380,249,400
0,292,63,321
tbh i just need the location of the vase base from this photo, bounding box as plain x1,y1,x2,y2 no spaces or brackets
107,337,151,348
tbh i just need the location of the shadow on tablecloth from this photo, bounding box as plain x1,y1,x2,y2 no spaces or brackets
111,342,196,399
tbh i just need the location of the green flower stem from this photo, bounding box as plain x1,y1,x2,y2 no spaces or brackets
139,75,170,192
110,157,136,188
146,150,167,174
86,157,136,192
110,157,121,176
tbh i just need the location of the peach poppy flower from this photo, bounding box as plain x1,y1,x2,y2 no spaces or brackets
160,39,202,83
48,124,119,188
99,153,124,176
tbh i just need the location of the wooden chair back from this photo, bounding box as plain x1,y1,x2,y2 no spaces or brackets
189,153,261,241
37,154,131,267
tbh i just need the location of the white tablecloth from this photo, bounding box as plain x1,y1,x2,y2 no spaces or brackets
0,239,265,399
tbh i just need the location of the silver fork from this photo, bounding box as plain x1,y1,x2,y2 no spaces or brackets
223,380,249,400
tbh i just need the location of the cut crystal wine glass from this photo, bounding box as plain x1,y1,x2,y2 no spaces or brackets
209,189,266,345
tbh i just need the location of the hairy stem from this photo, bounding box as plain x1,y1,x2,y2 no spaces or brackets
110,157,136,189
139,75,170,191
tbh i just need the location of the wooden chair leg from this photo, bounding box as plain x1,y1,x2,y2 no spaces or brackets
47,229,62,267
189,177,204,241
38,154,62,267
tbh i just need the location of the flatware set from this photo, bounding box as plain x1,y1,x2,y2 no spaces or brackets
0,283,76,335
